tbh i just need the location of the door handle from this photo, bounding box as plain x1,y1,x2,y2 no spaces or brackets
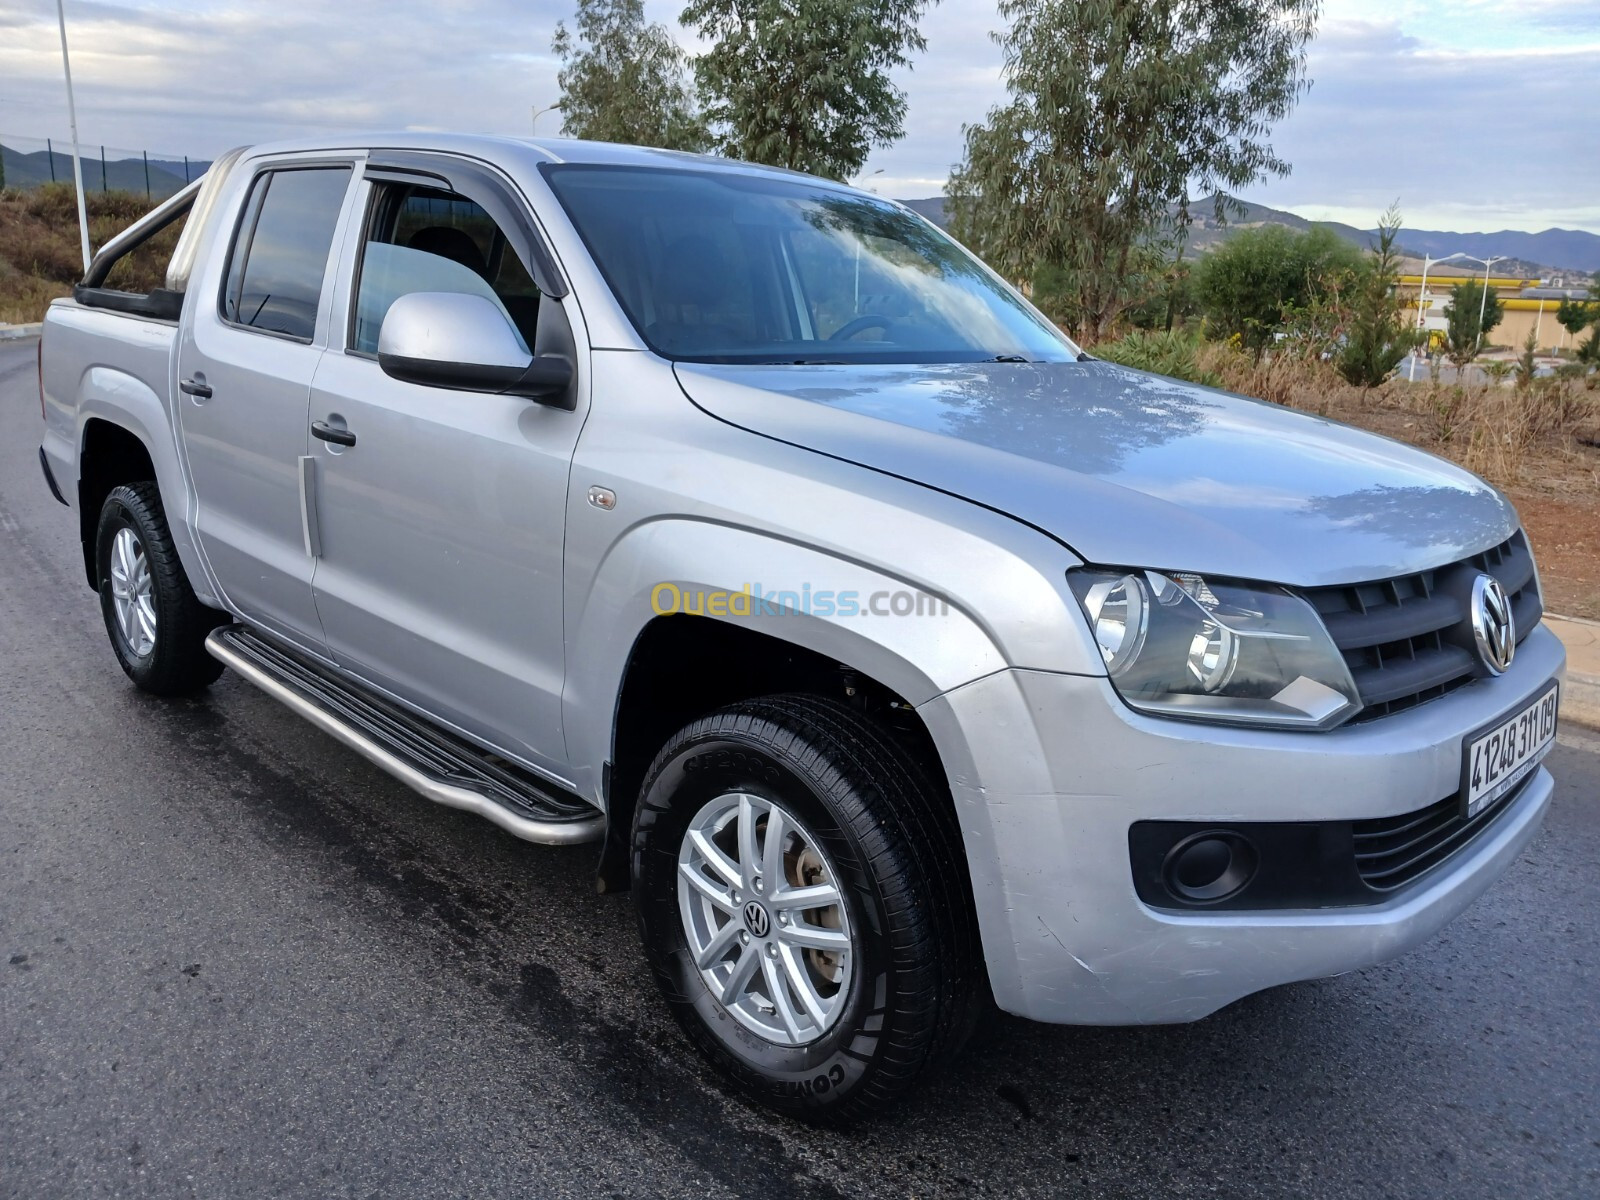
311,420,356,447
179,378,212,398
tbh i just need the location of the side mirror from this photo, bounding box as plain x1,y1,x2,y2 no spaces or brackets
377,291,573,407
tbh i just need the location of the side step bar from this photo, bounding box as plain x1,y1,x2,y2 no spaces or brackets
206,625,605,846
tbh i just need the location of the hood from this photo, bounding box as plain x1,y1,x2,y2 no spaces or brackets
673,360,1517,588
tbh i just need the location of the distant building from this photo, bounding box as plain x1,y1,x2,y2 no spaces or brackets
1403,271,1591,353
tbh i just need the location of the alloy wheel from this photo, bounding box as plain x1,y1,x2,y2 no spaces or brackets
109,526,157,657
677,791,854,1046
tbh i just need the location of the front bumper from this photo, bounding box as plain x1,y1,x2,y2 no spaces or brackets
918,623,1565,1024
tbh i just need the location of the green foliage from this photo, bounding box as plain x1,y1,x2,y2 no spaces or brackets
1194,225,1361,354
1442,280,1505,366
1515,328,1539,390
1336,207,1418,388
947,0,1318,341
553,0,707,151
1481,360,1514,385
1123,236,1197,332
1092,328,1222,387
1555,295,1599,336
681,0,931,179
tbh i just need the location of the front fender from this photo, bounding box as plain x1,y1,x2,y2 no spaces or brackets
561,515,1010,797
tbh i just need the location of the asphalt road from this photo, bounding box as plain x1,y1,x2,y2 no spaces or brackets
3,338,1598,1199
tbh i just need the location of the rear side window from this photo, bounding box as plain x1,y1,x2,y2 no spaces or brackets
221,166,352,341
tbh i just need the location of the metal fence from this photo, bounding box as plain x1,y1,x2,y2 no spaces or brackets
1,134,212,201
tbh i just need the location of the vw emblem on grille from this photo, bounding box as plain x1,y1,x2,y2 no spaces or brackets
742,900,770,938
1471,574,1516,675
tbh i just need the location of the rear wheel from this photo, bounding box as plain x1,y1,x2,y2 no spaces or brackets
96,482,226,695
632,695,979,1122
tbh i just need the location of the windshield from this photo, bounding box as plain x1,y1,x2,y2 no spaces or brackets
541,164,1077,365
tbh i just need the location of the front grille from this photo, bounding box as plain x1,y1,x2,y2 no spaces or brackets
1303,531,1542,721
1351,775,1526,890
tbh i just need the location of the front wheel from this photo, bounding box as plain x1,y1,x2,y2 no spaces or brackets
96,482,226,695
632,695,979,1122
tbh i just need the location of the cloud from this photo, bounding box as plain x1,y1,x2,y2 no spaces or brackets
861,3,1597,230
1246,16,1599,230
0,0,571,154
0,0,1592,232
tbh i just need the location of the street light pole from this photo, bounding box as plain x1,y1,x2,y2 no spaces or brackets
531,103,562,136
1409,251,1468,382
1457,253,1507,354
55,0,91,273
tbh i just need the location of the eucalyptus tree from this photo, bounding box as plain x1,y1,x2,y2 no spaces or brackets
681,0,933,179
552,0,708,151
949,0,1321,341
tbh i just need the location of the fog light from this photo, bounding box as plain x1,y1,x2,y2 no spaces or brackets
1163,831,1258,903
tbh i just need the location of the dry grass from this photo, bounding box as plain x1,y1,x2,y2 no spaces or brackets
0,183,183,324
1195,342,1600,498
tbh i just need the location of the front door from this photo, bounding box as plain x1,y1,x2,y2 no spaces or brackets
307,163,583,778
176,161,356,652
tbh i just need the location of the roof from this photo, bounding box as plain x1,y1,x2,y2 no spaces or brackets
237,131,856,192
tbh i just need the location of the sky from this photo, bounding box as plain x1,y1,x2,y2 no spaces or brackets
0,0,1595,234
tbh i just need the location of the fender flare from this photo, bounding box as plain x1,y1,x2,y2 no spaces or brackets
75,367,220,607
561,515,1011,799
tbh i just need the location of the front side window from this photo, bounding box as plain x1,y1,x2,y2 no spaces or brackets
351,184,539,355
541,164,1077,365
221,166,352,341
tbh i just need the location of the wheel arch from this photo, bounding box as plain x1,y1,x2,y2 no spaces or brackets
564,517,1012,889
72,365,218,607
593,613,955,895
78,417,160,590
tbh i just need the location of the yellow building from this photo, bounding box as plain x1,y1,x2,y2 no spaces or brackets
1401,272,1590,354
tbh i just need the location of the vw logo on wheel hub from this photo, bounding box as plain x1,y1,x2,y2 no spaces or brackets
742,900,771,938
1471,574,1516,675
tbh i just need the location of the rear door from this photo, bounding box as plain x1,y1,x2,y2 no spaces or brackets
305,155,585,778
175,159,357,653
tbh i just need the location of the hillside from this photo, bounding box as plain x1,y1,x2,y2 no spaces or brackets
0,184,181,324
901,194,1598,278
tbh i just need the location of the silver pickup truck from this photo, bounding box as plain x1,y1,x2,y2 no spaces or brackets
37,134,1564,1121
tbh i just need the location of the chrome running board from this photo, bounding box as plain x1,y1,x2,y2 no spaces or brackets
205,625,605,846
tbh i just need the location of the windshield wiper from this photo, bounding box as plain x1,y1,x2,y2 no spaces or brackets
982,354,1034,363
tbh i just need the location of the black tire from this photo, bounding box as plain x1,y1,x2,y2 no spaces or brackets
95,482,226,695
632,694,980,1122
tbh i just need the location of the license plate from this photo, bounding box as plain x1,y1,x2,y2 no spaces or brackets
1461,682,1559,819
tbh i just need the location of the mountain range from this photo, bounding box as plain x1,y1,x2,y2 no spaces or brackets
1,143,211,202
901,196,1600,278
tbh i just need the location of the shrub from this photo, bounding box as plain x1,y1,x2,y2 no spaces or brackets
1442,280,1505,367
0,184,180,320
1193,224,1361,355
1092,328,1222,386
1335,208,1417,388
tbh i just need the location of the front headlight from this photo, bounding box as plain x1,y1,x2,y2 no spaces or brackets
1068,568,1361,730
